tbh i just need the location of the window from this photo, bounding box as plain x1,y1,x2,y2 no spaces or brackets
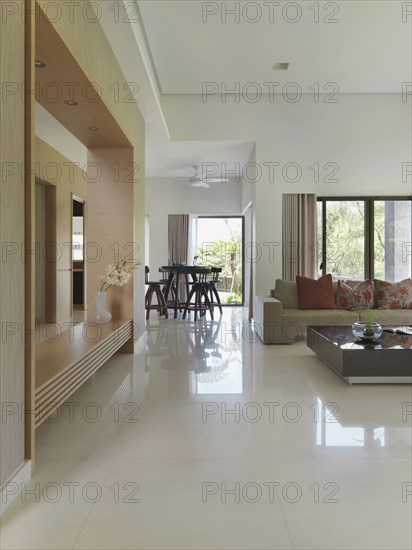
318,197,411,281
374,201,411,281
317,200,365,279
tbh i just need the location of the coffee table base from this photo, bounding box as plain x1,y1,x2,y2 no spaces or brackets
316,355,412,384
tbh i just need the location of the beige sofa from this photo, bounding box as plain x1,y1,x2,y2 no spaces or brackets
254,279,412,344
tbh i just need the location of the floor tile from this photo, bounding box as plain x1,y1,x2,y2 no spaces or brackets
2,308,411,549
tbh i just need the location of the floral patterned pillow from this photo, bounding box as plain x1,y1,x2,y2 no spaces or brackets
374,279,412,309
336,280,375,310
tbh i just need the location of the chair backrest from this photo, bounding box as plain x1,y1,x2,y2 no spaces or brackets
158,267,170,283
192,268,211,283
210,267,222,282
145,266,149,283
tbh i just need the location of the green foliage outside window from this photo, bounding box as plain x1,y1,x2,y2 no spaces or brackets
319,199,411,281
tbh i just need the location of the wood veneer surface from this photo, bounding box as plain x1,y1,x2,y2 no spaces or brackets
35,319,132,390
0,0,26,480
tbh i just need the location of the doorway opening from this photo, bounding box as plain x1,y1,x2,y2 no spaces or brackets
193,216,244,305
72,197,86,311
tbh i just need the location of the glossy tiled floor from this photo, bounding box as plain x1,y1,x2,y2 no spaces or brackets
1,308,411,549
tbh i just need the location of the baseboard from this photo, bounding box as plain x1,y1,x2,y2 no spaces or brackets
0,460,32,516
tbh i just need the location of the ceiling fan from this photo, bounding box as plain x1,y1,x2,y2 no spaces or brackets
189,165,229,188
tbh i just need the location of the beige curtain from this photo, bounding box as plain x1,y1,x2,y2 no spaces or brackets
168,214,189,264
282,194,317,281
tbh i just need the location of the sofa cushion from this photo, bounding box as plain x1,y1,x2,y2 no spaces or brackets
296,274,336,309
274,279,298,308
283,308,359,329
358,308,412,325
336,279,375,310
374,279,412,309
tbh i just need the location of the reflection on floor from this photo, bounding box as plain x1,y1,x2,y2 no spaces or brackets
2,308,411,549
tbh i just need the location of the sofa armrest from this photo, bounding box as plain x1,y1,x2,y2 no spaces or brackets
254,296,291,344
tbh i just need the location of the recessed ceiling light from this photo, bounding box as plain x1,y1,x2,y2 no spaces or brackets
89,127,100,131
272,63,290,70
64,99,78,106
35,60,46,68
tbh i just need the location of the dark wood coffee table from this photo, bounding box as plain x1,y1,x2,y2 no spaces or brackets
307,326,412,384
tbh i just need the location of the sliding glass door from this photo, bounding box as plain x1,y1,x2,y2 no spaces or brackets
194,216,244,305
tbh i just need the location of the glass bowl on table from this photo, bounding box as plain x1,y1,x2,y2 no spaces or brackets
352,322,383,342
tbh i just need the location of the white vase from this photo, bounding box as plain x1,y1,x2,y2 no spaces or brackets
91,291,112,324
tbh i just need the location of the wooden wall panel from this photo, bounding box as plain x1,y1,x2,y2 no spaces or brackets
0,0,26,481
55,271,72,323
3,0,145,479
35,183,46,323
44,186,57,324
24,0,36,468
87,149,135,321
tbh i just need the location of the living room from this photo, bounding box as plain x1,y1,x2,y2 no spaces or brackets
0,1,411,549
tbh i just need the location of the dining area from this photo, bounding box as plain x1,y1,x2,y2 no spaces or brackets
144,213,244,322
145,264,223,322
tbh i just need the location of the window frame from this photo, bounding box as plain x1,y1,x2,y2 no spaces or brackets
317,196,412,280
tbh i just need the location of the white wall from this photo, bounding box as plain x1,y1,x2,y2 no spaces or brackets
241,146,256,310
241,145,256,212
146,177,242,272
160,93,412,294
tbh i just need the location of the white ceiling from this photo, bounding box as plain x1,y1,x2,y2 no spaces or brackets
37,1,411,179
146,140,255,178
94,0,255,178
138,0,411,94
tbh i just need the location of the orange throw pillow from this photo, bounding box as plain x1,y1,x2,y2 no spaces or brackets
296,274,336,309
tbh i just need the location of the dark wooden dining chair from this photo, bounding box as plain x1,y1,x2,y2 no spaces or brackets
182,268,214,321
158,267,178,303
145,266,168,320
208,267,223,314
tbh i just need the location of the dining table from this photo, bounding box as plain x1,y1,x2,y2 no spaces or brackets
161,265,209,319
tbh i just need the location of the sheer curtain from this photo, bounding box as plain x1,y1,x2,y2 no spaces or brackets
282,194,317,281
168,214,189,264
